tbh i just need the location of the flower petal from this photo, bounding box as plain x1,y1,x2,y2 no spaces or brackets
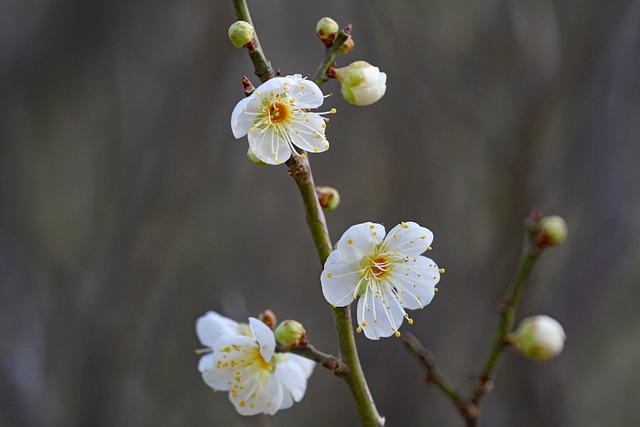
198,353,214,373
357,285,405,340
287,76,324,108
321,251,362,307
249,317,275,362
230,367,282,415
388,256,439,310
290,112,329,154
247,127,292,165
384,221,433,256
330,222,386,265
230,96,255,138
204,335,257,391
196,311,239,348
273,353,315,409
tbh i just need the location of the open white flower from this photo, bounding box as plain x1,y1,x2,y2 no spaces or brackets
321,222,442,340
334,61,387,106
231,75,335,165
196,312,315,415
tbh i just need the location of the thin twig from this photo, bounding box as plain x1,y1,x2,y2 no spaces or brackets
402,332,477,420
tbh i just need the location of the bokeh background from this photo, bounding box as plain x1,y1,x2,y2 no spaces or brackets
2,0,640,426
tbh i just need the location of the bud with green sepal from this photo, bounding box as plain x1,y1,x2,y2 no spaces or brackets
316,17,339,46
535,215,568,248
507,315,566,361
228,21,255,48
316,186,340,211
334,61,387,106
275,320,308,348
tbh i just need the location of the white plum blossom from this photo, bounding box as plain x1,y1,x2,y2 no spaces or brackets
321,222,442,340
334,61,387,106
196,312,315,415
231,75,335,165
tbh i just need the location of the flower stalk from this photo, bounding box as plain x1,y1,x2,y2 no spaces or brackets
231,1,383,424
286,154,384,426
312,26,352,85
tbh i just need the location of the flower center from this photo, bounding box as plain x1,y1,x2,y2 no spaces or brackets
268,101,290,123
365,256,392,281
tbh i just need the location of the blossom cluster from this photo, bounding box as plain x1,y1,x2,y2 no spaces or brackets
196,311,315,415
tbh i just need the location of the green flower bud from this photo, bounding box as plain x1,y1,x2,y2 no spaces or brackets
247,148,267,166
536,215,568,248
316,186,340,211
316,17,339,45
275,320,307,348
334,61,387,106
228,21,255,48
508,315,566,361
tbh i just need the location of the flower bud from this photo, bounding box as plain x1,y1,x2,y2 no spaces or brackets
316,17,339,45
316,186,340,211
247,148,266,166
275,320,307,348
536,215,568,248
338,36,355,54
228,21,255,48
334,61,387,106
508,315,566,361
258,309,277,330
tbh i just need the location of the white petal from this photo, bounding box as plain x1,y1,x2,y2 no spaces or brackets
321,250,362,307
247,127,292,165
330,222,386,265
351,84,386,106
230,96,255,138
357,285,405,340
204,335,259,390
384,222,433,256
198,353,214,373
290,112,329,154
388,256,439,310
266,375,285,415
230,367,278,416
254,76,290,95
273,354,315,406
201,365,230,390
249,317,275,362
287,353,316,380
337,222,386,250
196,311,239,348
288,78,324,108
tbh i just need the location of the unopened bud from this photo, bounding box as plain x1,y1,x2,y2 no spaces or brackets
228,21,255,48
508,315,566,361
536,215,568,248
338,36,355,54
247,148,266,166
275,320,307,348
316,17,339,45
334,61,387,106
258,309,277,330
316,186,340,211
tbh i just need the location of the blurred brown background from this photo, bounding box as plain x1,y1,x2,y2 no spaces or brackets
1,0,639,426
